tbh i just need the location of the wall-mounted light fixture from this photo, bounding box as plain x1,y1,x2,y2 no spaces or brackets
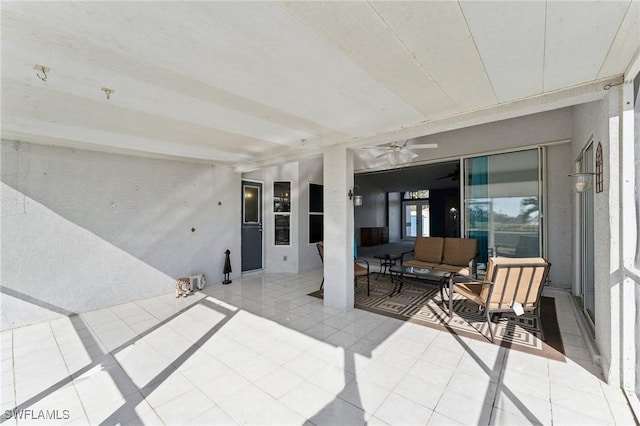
568,172,596,193
348,185,362,206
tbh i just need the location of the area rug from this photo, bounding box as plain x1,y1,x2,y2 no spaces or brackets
309,276,565,361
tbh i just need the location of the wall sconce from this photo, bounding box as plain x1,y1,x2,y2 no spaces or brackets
568,172,595,193
348,186,363,206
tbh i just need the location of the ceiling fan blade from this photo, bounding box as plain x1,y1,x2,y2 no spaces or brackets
390,149,417,165
408,143,438,149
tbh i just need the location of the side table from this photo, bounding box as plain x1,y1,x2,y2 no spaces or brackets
373,253,402,282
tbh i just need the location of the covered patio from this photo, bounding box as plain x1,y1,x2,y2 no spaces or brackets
2,2,640,425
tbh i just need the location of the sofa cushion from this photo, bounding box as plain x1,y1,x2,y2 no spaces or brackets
442,238,478,267
413,237,444,264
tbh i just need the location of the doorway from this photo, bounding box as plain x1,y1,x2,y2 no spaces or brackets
579,143,596,327
403,201,430,239
241,181,263,272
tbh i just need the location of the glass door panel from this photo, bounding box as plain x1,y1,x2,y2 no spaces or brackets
464,149,541,267
581,144,595,324
404,204,417,238
403,202,430,238
421,204,430,237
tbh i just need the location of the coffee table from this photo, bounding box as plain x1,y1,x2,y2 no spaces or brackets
389,265,455,315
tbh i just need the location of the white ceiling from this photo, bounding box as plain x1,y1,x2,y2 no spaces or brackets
2,1,639,171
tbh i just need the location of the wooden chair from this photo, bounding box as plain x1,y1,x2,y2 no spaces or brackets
316,242,371,295
453,257,551,342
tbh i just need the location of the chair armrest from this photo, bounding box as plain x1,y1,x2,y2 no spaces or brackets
454,276,493,287
400,249,415,265
355,258,370,272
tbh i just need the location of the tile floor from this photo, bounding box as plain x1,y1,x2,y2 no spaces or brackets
1,269,637,425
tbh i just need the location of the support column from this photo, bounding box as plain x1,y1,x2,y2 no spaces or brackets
322,145,355,312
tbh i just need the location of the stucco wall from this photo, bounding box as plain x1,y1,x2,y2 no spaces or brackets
571,99,614,380
1,141,241,330
259,162,300,274
297,156,324,273
375,108,573,168
546,143,573,288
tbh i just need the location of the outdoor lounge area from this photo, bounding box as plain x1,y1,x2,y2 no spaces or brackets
1,270,636,425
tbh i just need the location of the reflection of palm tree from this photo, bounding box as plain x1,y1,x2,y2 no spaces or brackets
519,197,538,222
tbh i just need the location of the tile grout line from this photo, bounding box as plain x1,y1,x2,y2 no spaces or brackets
48,321,89,424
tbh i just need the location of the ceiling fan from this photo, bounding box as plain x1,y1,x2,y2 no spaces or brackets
436,163,460,181
360,140,438,166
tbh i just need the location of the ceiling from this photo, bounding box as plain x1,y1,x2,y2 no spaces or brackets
2,2,639,172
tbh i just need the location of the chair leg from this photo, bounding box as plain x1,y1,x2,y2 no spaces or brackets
485,309,495,343
536,308,545,341
320,277,324,290
367,274,370,296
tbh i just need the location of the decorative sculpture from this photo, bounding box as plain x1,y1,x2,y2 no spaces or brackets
223,249,232,284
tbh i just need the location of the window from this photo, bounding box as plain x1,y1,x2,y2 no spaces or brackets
404,190,430,200
309,183,323,243
464,149,541,265
274,182,290,245
402,190,430,239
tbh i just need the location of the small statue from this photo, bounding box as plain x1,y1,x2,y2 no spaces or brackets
175,277,191,298
223,249,232,284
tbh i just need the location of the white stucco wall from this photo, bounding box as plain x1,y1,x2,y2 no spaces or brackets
571,99,616,383
369,108,573,168
1,141,241,330
297,156,324,273
260,162,300,274
545,143,573,288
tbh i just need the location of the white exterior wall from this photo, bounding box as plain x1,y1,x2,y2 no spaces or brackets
409,109,573,162
260,162,300,274
571,98,619,384
297,156,324,273
545,143,573,288
1,141,241,330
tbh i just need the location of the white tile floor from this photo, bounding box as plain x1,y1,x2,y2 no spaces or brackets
1,269,637,425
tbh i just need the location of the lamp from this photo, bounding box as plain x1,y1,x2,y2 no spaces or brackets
348,186,363,206
568,172,595,193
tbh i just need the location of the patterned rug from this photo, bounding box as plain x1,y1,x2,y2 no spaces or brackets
309,276,565,360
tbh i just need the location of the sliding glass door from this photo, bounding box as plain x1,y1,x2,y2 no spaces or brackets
464,149,541,266
580,143,595,325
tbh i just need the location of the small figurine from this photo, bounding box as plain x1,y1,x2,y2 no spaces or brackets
223,249,232,284
175,277,191,298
